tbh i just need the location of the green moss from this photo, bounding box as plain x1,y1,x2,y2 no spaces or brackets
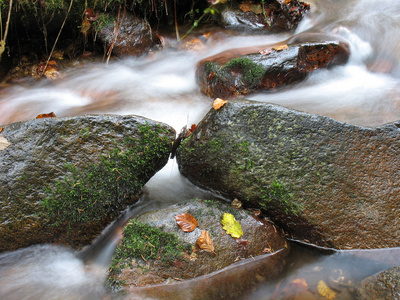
108,219,190,287
224,57,266,87
42,123,171,227
259,180,302,216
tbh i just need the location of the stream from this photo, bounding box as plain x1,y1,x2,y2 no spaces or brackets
1,0,400,299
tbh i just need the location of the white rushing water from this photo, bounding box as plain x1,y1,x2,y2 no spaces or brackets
1,0,400,299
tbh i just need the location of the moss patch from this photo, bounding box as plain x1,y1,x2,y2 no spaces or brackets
108,219,191,288
42,123,171,227
259,180,302,216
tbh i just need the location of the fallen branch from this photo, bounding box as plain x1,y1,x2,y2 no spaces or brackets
40,0,73,76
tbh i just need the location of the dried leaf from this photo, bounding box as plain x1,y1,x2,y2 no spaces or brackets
221,213,243,238
36,112,56,119
0,127,3,134
259,48,272,55
175,213,198,232
213,98,228,110
317,280,336,300
197,230,215,253
0,136,10,151
239,1,252,12
273,44,289,51
231,198,242,209
250,4,263,14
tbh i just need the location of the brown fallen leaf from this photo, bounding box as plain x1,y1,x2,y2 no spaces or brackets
175,213,198,232
239,1,252,12
0,127,3,134
213,98,228,110
36,112,56,119
231,198,242,209
197,230,215,253
273,44,289,51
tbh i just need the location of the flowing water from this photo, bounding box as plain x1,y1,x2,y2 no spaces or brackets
1,0,400,299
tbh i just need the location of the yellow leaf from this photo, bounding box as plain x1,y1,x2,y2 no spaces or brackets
197,230,215,253
317,280,336,300
221,213,243,238
213,98,228,110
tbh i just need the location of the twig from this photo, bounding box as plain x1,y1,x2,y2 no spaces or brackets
0,0,13,61
40,0,73,76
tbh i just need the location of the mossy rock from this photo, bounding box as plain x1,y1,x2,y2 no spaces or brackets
0,114,175,252
108,198,288,292
176,99,400,249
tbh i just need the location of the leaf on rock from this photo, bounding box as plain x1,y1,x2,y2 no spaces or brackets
175,213,198,232
239,1,252,12
0,136,10,151
221,213,243,238
231,198,242,209
197,230,215,253
273,44,289,51
0,127,3,134
36,112,56,119
317,280,336,300
213,98,228,110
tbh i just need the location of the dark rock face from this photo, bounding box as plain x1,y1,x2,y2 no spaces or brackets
176,100,400,249
220,0,310,32
353,266,400,299
0,115,175,252
98,13,161,57
197,38,350,98
109,199,289,299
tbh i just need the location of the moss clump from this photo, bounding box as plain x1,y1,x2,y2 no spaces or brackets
224,57,266,88
259,180,302,216
42,123,171,226
108,219,190,287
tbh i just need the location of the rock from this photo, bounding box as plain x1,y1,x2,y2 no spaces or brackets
108,199,288,295
352,266,400,299
197,35,350,98
0,114,175,252
176,99,400,249
98,13,161,57
220,0,310,32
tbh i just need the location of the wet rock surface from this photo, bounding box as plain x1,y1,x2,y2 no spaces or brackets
197,35,350,98
176,99,400,249
0,114,175,252
352,266,400,299
98,13,161,57
109,198,288,294
220,0,310,32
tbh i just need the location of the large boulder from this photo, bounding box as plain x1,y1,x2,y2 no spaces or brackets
0,114,175,252
176,100,400,249
108,198,289,299
98,13,161,57
220,0,310,32
196,34,350,98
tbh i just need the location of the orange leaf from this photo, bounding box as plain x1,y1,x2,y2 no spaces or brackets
273,44,289,51
239,1,252,12
197,230,215,253
213,98,228,110
36,112,56,119
175,213,198,232
0,127,3,134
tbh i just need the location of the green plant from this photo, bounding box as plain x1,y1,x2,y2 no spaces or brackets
42,123,171,226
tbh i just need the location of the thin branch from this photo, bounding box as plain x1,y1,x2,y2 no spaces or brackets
40,0,73,76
